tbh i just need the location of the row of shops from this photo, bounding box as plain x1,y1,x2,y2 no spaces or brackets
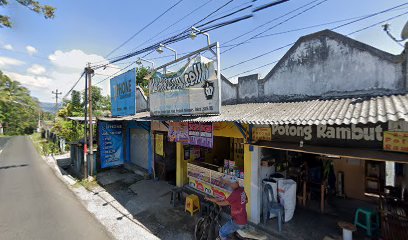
95,32,408,230
97,104,408,224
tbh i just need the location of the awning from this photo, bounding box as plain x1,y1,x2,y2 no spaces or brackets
67,116,96,124
98,94,408,125
254,140,408,163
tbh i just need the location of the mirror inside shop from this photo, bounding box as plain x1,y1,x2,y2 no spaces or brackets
186,137,245,199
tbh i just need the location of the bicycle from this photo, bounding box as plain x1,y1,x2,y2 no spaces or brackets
194,200,268,240
194,201,222,240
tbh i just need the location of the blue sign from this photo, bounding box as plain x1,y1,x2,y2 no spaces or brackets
99,121,124,168
110,69,136,116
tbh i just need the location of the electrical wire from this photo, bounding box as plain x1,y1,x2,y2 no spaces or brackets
222,0,329,53
222,2,408,71
346,11,408,39
125,0,215,54
225,9,408,79
105,0,184,58
61,71,85,101
193,0,236,26
95,61,135,85
221,0,321,46
227,60,279,79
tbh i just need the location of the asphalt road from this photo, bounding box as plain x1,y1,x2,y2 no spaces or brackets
0,136,112,240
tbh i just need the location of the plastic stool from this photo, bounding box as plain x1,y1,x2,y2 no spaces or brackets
354,208,379,237
185,194,200,216
170,187,183,207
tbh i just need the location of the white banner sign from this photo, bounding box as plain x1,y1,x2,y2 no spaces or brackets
149,56,220,116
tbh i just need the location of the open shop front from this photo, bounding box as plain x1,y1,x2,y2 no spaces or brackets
152,121,177,185
174,122,249,200
248,123,408,229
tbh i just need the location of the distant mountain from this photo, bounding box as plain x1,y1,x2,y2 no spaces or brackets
40,102,61,113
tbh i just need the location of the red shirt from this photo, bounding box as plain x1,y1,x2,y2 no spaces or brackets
226,187,248,225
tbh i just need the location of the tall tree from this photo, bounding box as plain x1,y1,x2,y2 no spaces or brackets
136,67,150,95
0,0,56,28
0,71,40,135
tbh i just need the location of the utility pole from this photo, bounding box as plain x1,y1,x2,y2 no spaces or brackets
52,89,62,123
83,69,88,179
86,63,95,178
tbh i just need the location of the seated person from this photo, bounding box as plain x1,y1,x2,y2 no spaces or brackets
205,176,248,240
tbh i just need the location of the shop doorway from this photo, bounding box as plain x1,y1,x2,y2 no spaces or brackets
130,128,149,170
154,131,177,185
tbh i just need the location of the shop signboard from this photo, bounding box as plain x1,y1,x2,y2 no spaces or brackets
110,69,136,116
383,131,408,153
188,122,213,148
155,133,164,156
99,121,124,168
268,123,387,148
168,122,189,143
149,56,220,116
252,127,272,141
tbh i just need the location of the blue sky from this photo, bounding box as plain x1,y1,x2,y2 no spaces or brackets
1,0,407,102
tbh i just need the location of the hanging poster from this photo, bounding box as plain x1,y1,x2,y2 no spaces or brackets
188,122,213,148
383,131,408,153
110,69,136,116
155,133,164,156
149,55,220,116
168,122,189,143
99,121,124,168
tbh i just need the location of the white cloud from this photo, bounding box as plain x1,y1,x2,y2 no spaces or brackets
0,56,25,67
48,49,108,71
27,64,46,75
3,44,13,51
26,45,38,55
4,71,52,89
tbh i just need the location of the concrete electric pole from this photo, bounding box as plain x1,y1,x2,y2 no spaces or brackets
86,63,95,178
52,89,62,123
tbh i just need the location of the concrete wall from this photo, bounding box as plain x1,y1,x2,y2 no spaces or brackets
238,74,259,103
220,30,407,104
221,75,238,105
136,86,148,112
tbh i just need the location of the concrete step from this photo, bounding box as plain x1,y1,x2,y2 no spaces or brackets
123,163,149,179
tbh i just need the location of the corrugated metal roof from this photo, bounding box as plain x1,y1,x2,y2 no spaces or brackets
99,94,408,125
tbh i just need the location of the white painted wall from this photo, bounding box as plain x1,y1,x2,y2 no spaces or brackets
263,38,402,98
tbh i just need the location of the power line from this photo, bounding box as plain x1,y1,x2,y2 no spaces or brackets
105,0,184,58
61,71,85,101
347,11,408,37
126,0,216,54
222,0,329,53
252,15,370,39
227,60,279,79
222,0,321,46
222,2,408,71
100,0,240,65
193,0,236,26
95,61,135,85
225,9,408,79
92,0,289,70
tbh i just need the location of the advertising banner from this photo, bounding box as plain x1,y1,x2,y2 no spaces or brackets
188,122,213,148
383,131,408,153
168,122,189,143
110,69,136,116
149,56,220,116
99,121,124,168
